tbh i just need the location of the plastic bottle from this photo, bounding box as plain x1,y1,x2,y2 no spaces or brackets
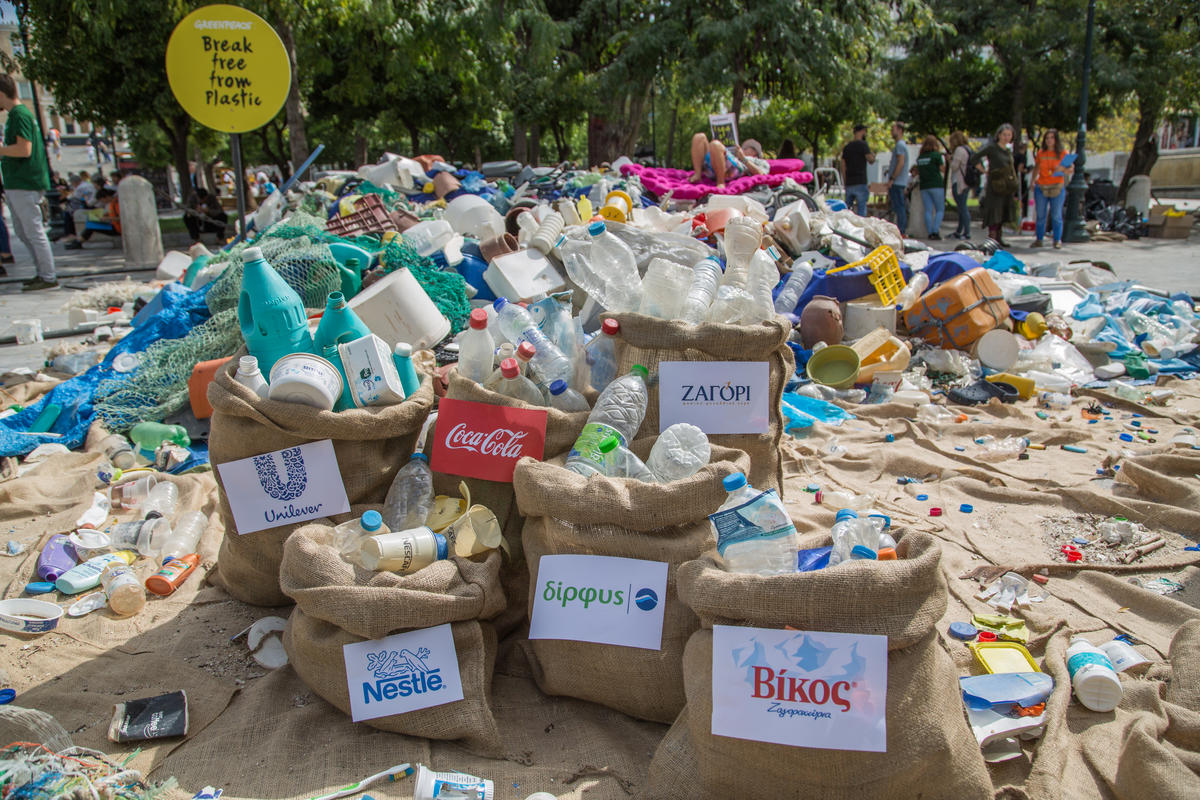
974,435,1030,462
402,219,455,258
916,403,956,438
893,272,930,311
566,365,649,476
496,358,545,406
746,248,780,323
51,351,100,374
598,435,656,481
646,423,711,482
181,243,214,288
529,210,564,256
720,218,762,289
828,509,863,567
457,308,496,385
1065,636,1124,712
492,298,572,383
709,472,799,575
382,454,434,532
585,318,621,392
100,433,136,469
234,355,270,399
513,341,536,376
1110,380,1147,404
483,342,518,391
547,379,590,412
359,528,448,573
585,221,643,311
773,260,814,314
145,554,200,596
314,291,372,353
56,551,135,594
681,256,724,324
110,517,172,556
130,422,190,453
638,257,693,320
37,534,76,582
1025,370,1072,393
392,343,422,397
1038,391,1072,410
412,765,493,800
828,511,897,566
335,510,388,562
158,511,208,563
101,563,146,616
141,481,179,520
238,246,314,376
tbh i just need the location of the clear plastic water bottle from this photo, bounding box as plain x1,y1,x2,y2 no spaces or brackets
566,365,649,476
457,308,495,385
585,318,621,392
492,298,573,383
828,510,897,567
709,472,799,575
335,509,388,563
680,256,724,324
157,510,208,563
773,260,814,314
1038,391,1072,410
747,248,780,322
598,435,656,482
893,272,930,311
234,355,269,398
547,379,590,412
586,221,643,311
141,481,178,520
638,257,693,320
974,435,1030,462
720,217,762,289
646,423,710,482
382,453,433,532
497,358,546,406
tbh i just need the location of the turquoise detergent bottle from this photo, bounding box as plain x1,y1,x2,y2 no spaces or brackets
181,243,213,288
238,246,314,377
314,292,372,411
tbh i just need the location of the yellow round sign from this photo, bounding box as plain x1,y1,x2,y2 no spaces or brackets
165,4,291,133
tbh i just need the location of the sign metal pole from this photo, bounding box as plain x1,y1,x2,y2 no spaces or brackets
230,132,247,240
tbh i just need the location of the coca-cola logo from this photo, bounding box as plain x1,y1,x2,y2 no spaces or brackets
444,423,529,458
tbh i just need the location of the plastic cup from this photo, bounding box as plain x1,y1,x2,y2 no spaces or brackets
110,474,158,510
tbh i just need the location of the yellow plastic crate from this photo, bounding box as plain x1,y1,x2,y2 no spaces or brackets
825,245,907,306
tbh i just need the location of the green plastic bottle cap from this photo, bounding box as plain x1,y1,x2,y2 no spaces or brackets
599,435,620,453
631,364,649,378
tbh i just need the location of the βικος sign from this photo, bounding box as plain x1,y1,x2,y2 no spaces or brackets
215,439,349,534
711,625,888,751
431,397,547,483
659,361,769,435
342,623,464,722
529,555,668,650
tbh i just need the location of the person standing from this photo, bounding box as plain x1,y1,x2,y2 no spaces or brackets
915,135,946,240
948,131,972,239
886,121,910,235
968,123,1019,248
0,74,56,291
1032,128,1073,249
840,124,875,216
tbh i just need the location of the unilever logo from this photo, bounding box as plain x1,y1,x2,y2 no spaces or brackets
733,633,870,720
681,380,752,406
254,446,307,500
362,647,445,703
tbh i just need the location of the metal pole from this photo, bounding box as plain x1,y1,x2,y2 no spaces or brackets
1063,0,1096,242
230,132,248,240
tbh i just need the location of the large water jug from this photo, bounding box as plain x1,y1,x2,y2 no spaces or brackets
238,247,313,376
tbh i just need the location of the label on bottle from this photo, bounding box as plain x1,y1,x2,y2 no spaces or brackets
1067,650,1114,678
709,489,797,556
568,423,621,471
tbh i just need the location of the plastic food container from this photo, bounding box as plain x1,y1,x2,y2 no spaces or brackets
268,353,343,410
806,345,861,388
337,334,406,407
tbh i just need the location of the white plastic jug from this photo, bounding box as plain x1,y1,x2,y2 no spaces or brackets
347,268,450,350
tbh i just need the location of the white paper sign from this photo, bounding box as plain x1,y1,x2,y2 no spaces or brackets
658,361,770,435
711,625,888,752
529,555,668,650
215,439,350,534
342,623,464,722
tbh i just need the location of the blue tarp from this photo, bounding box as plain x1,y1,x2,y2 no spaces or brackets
0,284,216,457
777,251,971,317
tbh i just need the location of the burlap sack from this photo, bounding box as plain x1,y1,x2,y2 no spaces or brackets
208,354,434,605
512,441,752,723
279,516,506,754
434,373,592,638
609,312,794,494
644,533,992,800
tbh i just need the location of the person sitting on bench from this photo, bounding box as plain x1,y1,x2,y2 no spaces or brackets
184,187,228,245
65,188,120,249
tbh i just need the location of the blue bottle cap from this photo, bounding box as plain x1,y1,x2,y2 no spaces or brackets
850,545,877,560
835,509,858,522
434,533,448,561
25,581,56,595
949,622,978,640
723,472,747,491
549,380,567,395
806,483,820,493
492,297,509,310
588,221,606,236
1118,433,1133,442
361,510,383,532
959,504,974,514
916,494,929,501
0,688,15,704
885,433,895,442
411,452,429,462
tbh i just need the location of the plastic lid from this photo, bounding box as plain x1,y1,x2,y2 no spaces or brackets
599,435,620,453
0,688,15,704
411,452,428,462
393,342,413,357
549,380,568,396
434,533,448,561
588,221,606,236
242,246,263,262
500,358,520,379
601,318,620,336
835,509,858,522
850,545,877,560
630,364,649,378
517,341,536,360
492,297,510,310
723,472,747,491
361,510,383,532
469,308,489,329
949,622,978,640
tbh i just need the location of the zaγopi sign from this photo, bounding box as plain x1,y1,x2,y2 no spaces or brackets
431,397,547,482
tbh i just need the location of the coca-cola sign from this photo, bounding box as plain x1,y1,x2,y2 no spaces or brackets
431,398,547,482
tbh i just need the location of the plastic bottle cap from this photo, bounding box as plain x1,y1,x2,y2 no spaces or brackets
411,452,428,462
876,547,898,561
469,308,489,329
393,342,413,357
916,494,929,501
850,545,877,560
599,435,620,453
1119,433,1133,442
492,298,509,310
601,318,620,336
500,358,520,379
549,380,567,396
977,631,998,642
361,510,383,532
242,246,263,262
723,472,747,491
630,364,649,378
950,622,978,640
588,221,606,236
517,341,536,360
834,509,858,522
930,507,943,516
959,504,974,513
434,533,449,561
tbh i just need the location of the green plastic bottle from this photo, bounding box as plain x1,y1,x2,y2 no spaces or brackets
181,244,213,288
237,246,314,377
130,422,191,453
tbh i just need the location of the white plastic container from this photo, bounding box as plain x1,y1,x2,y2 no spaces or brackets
444,194,504,240
974,329,1019,371
347,268,450,350
155,250,192,281
1066,636,1124,712
457,308,496,385
413,765,494,800
234,355,270,399
403,220,455,258
483,249,565,301
268,353,344,411
360,527,448,574
13,319,43,345
1098,639,1150,673
528,210,564,256
338,334,406,407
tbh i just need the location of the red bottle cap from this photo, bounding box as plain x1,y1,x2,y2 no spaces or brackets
469,308,489,330
500,358,520,379
517,341,536,360
977,631,998,642
601,319,620,336
929,507,943,516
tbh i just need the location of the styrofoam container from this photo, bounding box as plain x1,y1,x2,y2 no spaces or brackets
483,249,565,301
346,268,450,350
268,353,343,410
155,250,192,281
337,333,406,407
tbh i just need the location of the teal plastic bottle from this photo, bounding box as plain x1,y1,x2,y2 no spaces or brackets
392,342,421,397
314,292,372,411
237,246,314,376
181,244,213,288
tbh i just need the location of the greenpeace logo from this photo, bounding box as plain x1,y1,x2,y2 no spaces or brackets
361,647,445,704
444,423,528,458
681,381,752,405
195,20,252,30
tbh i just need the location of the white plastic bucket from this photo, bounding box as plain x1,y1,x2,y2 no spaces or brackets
347,268,450,350
268,353,343,411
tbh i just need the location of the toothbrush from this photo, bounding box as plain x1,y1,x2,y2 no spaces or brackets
307,763,414,800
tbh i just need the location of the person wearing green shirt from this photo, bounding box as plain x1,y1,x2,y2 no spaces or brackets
0,73,56,290
915,135,947,240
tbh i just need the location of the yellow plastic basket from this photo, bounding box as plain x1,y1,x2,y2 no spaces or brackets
825,245,906,306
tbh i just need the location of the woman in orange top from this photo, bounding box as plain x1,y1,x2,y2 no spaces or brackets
1032,129,1073,249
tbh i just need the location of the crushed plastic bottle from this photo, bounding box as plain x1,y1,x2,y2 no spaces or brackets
773,260,814,314
566,365,649,477
141,481,179,520
336,510,388,564
916,403,957,438
638,257,693,320
974,435,1030,462
681,256,724,324
158,511,208,563
827,510,897,567
382,454,433,532
892,272,930,311
1038,391,1072,410
646,423,710,482
709,472,799,575
1110,380,1147,404
492,298,572,384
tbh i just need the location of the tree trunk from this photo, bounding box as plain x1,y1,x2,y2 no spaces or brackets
354,132,369,168
276,19,309,177
731,77,746,129
474,144,482,171
666,98,678,169
407,123,420,157
530,123,541,167
1118,94,1163,204
164,113,193,208
513,119,528,164
553,122,568,164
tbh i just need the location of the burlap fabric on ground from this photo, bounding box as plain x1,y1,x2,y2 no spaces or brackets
645,533,993,800
433,373,591,638
208,353,434,605
279,516,506,753
608,312,794,494
512,442,750,724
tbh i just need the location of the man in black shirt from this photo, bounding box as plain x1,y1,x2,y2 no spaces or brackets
840,124,875,216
